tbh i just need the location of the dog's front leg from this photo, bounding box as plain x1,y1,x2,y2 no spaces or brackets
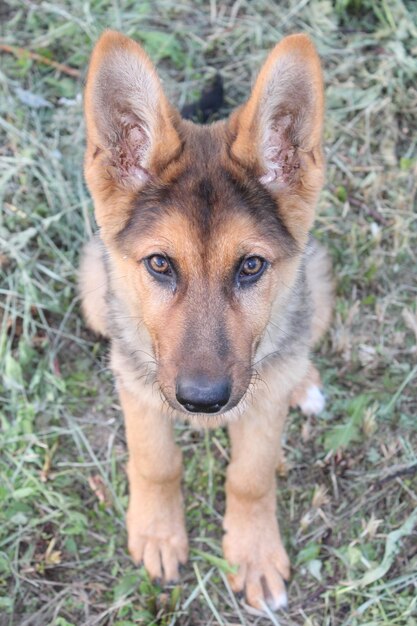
223,404,290,612
118,385,188,582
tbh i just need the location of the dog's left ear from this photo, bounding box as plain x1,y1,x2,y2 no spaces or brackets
229,34,324,240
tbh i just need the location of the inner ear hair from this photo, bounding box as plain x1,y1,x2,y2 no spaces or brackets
91,49,159,147
84,30,180,188
230,33,324,188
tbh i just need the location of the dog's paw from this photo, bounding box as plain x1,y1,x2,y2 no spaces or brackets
223,508,290,612
296,383,325,416
127,498,188,582
230,562,289,613
128,531,188,582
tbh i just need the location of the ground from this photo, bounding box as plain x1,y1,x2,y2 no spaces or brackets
1,1,417,625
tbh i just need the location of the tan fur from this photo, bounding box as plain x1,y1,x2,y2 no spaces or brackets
79,30,333,613
78,237,108,337
228,34,325,245
290,361,322,408
307,242,334,345
83,31,182,240
289,242,334,411
119,384,188,581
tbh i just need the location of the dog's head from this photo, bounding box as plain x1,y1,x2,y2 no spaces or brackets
84,31,324,419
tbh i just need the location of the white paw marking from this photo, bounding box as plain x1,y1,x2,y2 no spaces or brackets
268,590,288,611
299,384,325,416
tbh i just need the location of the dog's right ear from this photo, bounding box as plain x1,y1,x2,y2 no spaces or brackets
84,31,181,232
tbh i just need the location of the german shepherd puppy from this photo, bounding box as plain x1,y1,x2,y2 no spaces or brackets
79,30,333,612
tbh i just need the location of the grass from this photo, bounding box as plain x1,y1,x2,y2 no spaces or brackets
1,0,417,624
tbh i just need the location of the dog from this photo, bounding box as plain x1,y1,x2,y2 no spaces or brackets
79,30,333,612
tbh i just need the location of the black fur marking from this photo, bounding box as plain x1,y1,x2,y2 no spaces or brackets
179,308,230,370
216,317,230,359
195,177,216,235
114,183,173,248
196,177,216,205
115,125,298,263
223,170,299,257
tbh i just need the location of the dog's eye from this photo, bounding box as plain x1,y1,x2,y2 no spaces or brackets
148,255,170,273
237,256,267,285
241,257,264,275
145,255,173,281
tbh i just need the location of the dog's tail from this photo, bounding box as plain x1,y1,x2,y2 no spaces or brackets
181,73,224,123
79,237,109,338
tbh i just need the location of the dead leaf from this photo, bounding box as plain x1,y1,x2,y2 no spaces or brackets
88,474,112,506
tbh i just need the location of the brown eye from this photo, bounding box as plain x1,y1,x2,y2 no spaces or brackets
144,255,175,284
148,255,170,274
241,256,264,276
237,256,267,286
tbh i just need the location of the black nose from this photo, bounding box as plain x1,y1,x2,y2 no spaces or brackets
176,375,231,414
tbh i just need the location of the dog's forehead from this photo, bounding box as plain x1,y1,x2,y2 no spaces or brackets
116,123,297,259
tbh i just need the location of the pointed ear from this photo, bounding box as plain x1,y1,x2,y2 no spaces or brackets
84,31,181,231
229,34,325,240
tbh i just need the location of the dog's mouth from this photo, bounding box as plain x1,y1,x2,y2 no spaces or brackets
170,396,244,422
179,401,227,415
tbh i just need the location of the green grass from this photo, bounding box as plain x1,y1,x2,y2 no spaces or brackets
1,0,417,624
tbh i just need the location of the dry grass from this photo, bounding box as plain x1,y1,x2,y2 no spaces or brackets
1,1,416,625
